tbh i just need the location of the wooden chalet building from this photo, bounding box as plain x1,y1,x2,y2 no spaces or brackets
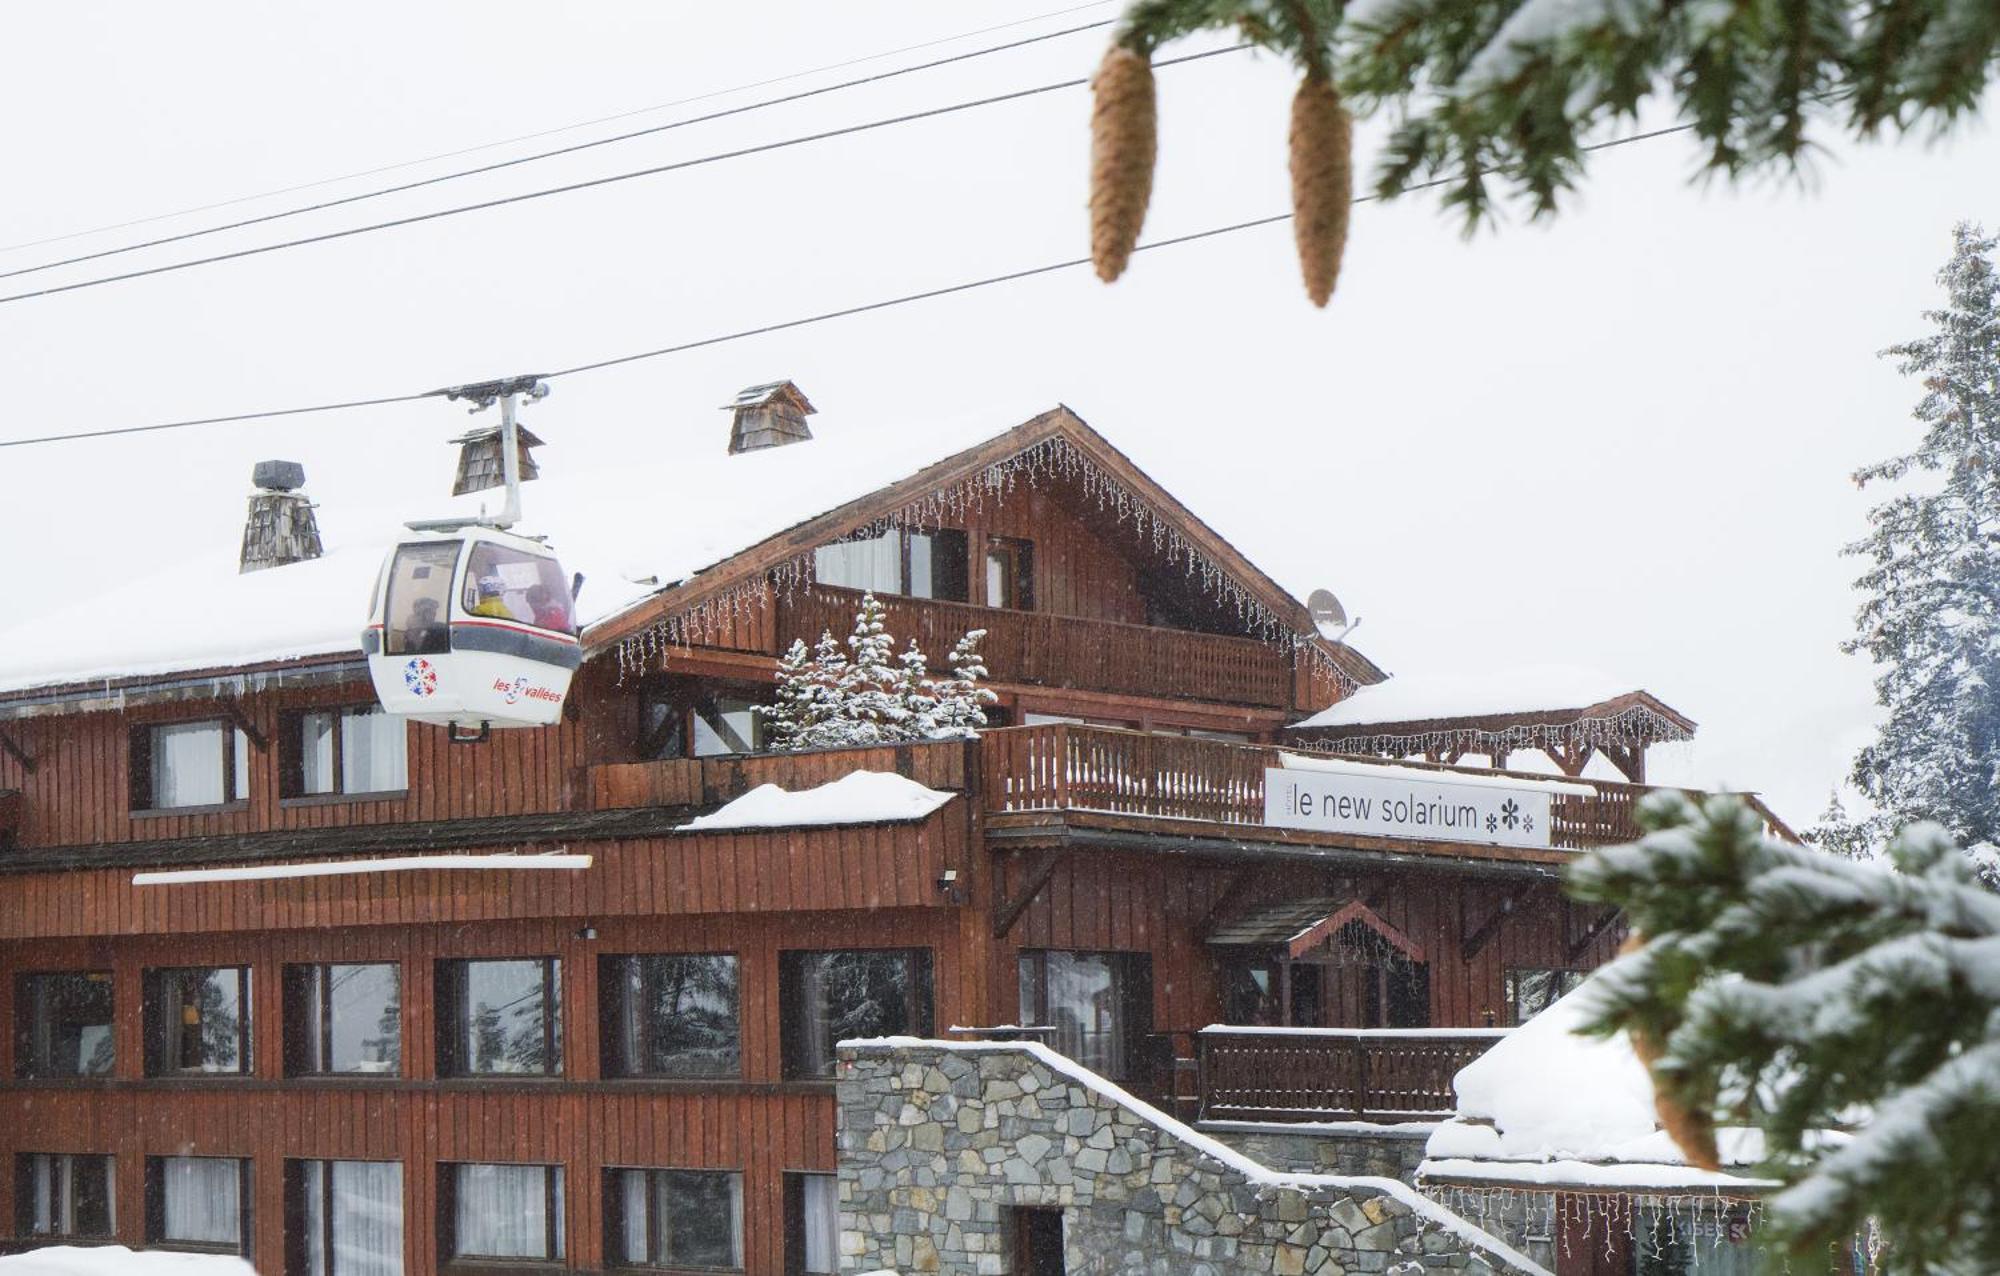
0,395,1747,1275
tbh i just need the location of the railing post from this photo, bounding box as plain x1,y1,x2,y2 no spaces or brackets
1354,1039,1370,1120
1196,1032,1210,1123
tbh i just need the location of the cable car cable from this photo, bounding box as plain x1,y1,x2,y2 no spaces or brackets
0,44,1244,310
0,0,1119,258
0,121,1697,452
0,14,1122,284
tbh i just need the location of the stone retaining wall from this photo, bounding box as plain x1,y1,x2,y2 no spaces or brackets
1198,1123,1434,1186
835,1040,1548,1276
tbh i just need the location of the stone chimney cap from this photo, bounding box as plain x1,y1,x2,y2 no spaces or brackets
252,459,307,492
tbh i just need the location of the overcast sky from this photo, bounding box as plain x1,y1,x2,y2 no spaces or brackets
1,2,1993,825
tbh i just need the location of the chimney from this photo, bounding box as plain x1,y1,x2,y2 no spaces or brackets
239,460,324,574
450,422,544,496
725,381,815,454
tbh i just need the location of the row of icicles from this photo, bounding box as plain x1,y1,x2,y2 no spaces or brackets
1089,40,1352,306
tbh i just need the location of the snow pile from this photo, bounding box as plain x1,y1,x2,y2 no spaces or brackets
679,771,954,831
0,1247,257,1275
1294,665,1644,730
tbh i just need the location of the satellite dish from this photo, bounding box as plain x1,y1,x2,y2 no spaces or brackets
1307,588,1351,641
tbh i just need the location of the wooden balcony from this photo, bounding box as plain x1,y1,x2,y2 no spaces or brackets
589,738,971,811
1196,1026,1508,1123
779,585,1294,709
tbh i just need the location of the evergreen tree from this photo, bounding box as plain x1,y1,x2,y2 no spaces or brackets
1842,223,2000,884
898,639,942,739
766,596,994,750
838,592,909,745
928,629,998,739
1568,793,2000,1271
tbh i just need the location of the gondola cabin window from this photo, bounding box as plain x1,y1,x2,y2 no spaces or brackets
15,971,114,1077
604,1167,744,1270
461,540,574,633
288,706,407,798
779,949,933,1080
442,1163,564,1264
130,721,250,811
146,1155,251,1254
380,542,457,656
599,954,740,1079
437,958,562,1076
813,527,968,601
17,1153,115,1241
143,966,251,1075
284,963,402,1076
285,1159,403,1276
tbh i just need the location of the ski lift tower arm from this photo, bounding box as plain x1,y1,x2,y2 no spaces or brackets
410,375,550,532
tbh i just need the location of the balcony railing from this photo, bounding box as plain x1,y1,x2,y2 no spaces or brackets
1196,1026,1508,1123
589,739,970,811
779,585,1294,709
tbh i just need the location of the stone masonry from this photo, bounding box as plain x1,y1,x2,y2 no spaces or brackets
1198,1123,1435,1186
835,1041,1548,1276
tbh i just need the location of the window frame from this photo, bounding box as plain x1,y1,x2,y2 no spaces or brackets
983,536,1035,611
282,705,409,802
597,953,742,1081
782,1171,839,1276
130,719,251,814
143,965,253,1077
285,1157,404,1276
436,957,564,1078
145,1155,253,1255
1504,966,1587,1026
812,526,970,602
15,1152,116,1242
283,962,403,1078
1016,949,1155,1082
778,948,934,1081
14,970,115,1079
602,1166,744,1272
438,1162,564,1265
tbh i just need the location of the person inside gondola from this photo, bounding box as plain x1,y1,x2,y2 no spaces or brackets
402,597,447,653
468,576,512,619
525,584,570,633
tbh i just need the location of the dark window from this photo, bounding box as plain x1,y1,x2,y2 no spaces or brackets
600,955,740,1079
907,529,969,601
15,971,114,1077
780,949,932,1080
605,1168,743,1270
1010,1207,1067,1276
783,1173,838,1276
437,958,562,1076
144,966,251,1075
287,707,407,798
1217,959,1321,1028
1018,951,1153,1081
984,537,1034,611
441,1163,563,1262
286,1159,403,1276
1505,968,1586,1025
382,541,459,656
691,694,764,757
16,1154,115,1240
284,963,402,1076
131,721,250,810
146,1156,251,1253
813,527,969,601
1379,962,1432,1029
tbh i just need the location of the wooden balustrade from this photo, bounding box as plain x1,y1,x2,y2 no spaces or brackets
1196,1027,1508,1123
778,585,1293,708
589,739,970,811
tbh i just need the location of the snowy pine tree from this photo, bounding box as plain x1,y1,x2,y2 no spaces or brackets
1842,223,2000,885
836,592,909,746
765,594,994,750
928,629,997,739
897,640,942,739
1569,793,2000,1270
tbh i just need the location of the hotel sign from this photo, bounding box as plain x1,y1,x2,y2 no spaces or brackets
1263,767,1556,849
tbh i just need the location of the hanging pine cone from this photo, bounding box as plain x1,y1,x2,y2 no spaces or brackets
1619,932,1723,1171
1088,43,1157,283
1288,70,1353,307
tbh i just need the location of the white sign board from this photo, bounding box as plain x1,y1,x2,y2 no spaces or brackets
1263,767,1554,848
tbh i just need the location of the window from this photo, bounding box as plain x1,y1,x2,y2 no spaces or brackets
444,1163,563,1263
147,1156,251,1253
15,971,114,1077
1505,968,1586,1025
462,540,574,633
133,721,250,810
144,966,251,1075
779,949,933,1080
813,528,968,601
382,540,458,656
606,1168,743,1270
438,958,561,1076
288,1160,403,1276
784,1173,837,1276
690,694,764,757
984,537,1034,610
17,1154,114,1241
1018,951,1153,1081
600,955,740,1079
285,963,402,1076
291,707,407,797
1632,1203,1759,1276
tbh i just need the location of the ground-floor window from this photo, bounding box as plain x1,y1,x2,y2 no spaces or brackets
599,953,741,1079
147,1155,251,1254
605,1167,743,1270
1631,1204,1760,1275
1017,950,1153,1080
442,1163,563,1264
287,1159,403,1276
779,949,933,1079
1506,968,1586,1025
17,1153,114,1241
784,1173,838,1275
1218,955,1431,1028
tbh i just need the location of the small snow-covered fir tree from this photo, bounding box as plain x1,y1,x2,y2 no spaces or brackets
766,594,993,750
1841,223,2000,884
1569,793,2000,1270
835,592,909,746
927,629,997,739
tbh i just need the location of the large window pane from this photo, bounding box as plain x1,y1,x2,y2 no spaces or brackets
607,1168,742,1270
907,529,969,601
601,955,739,1079
690,695,761,757
451,1164,562,1261
16,972,114,1077
287,964,401,1076
146,967,249,1075
812,530,900,594
382,541,458,656
153,1156,245,1251
152,722,225,808
781,950,932,1080
795,1173,837,1275
1506,968,1585,1025
299,711,338,795
340,708,407,793
1019,951,1153,1081
444,959,561,1076
19,1154,114,1240
296,1159,403,1276
461,542,573,633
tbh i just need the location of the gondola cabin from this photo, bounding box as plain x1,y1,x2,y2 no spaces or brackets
362,524,580,731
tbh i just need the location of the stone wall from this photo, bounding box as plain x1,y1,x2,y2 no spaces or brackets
835,1041,1548,1276
1198,1123,1434,1186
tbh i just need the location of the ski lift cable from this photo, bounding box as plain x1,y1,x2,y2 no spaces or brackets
0,122,1697,452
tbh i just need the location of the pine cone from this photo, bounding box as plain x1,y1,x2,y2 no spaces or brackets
1289,72,1353,307
1620,931,1723,1171
1089,43,1157,283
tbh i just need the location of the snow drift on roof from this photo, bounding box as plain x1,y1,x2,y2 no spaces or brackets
1294,665,1650,730
0,1247,256,1275
678,770,954,832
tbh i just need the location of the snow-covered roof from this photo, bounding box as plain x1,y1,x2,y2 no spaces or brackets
678,770,954,831
0,1247,256,1275
0,404,1031,697
1419,971,1774,1192
1295,665,1664,731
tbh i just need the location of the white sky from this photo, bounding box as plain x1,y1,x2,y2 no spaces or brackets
0,1,1993,827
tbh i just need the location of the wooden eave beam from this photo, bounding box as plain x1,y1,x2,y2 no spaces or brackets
1567,906,1625,963
992,845,1069,938
1194,867,1258,941
1460,882,1536,963
220,699,268,752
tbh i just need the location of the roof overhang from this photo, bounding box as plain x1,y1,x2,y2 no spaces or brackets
1287,689,1696,753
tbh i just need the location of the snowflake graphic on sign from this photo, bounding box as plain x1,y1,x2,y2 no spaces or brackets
1499,799,1521,830
403,657,438,698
